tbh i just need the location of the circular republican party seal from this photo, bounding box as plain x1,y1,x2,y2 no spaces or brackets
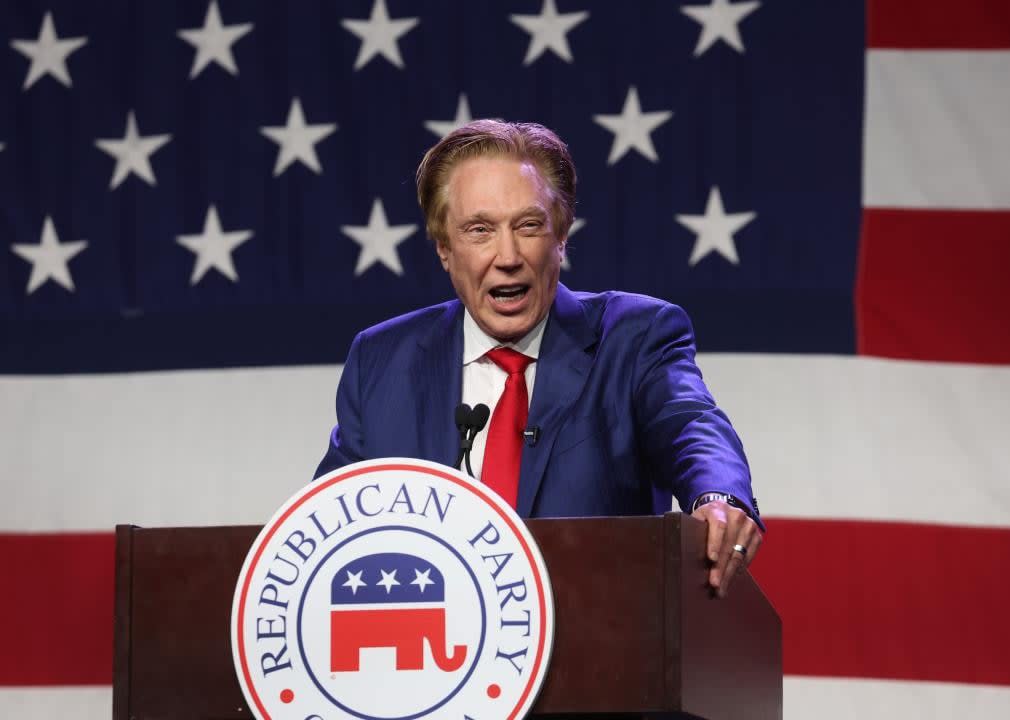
232,458,555,720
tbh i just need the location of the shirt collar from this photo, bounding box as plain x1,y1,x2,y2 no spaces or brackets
462,310,548,365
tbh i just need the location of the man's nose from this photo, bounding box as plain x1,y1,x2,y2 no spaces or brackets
494,230,522,268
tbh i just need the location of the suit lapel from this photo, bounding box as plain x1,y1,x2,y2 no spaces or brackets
516,284,597,517
412,301,464,467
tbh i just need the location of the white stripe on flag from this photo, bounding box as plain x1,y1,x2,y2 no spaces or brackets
4,355,1009,531
0,687,110,720
1,365,340,531
784,676,1010,719
687,354,1010,527
863,50,1010,209
3,678,1009,719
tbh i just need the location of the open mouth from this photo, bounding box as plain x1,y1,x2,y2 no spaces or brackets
489,284,530,307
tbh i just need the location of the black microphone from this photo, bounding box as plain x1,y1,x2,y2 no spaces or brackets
455,403,473,434
523,426,540,447
470,404,490,434
454,403,491,477
455,403,474,471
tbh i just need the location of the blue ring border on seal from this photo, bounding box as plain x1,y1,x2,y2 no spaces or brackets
296,525,488,720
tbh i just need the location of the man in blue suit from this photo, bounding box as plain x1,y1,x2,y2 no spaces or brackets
317,120,762,596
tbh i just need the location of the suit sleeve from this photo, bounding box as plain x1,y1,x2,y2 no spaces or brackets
632,303,762,528
314,332,366,479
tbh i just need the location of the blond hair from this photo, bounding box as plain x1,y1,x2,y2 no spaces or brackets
416,119,577,246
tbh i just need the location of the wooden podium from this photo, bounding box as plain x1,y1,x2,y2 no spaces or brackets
114,513,781,719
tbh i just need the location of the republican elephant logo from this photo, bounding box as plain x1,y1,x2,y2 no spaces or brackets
329,552,468,672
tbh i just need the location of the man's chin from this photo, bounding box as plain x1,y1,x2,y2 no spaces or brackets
481,315,534,344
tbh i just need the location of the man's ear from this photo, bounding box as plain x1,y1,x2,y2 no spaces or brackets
436,238,451,271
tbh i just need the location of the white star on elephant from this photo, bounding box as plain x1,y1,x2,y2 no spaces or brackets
342,570,367,595
410,568,435,593
377,569,400,593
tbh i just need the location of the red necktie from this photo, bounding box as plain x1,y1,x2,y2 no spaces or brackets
483,347,534,508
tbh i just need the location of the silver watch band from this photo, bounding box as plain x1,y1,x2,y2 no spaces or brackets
691,491,752,517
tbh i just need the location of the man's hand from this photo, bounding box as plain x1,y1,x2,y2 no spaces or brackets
691,500,762,598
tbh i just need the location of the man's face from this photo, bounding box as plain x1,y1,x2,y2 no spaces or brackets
438,155,565,343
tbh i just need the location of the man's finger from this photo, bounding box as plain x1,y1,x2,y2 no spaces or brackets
713,517,743,591
719,547,747,598
705,508,727,564
716,512,763,596
709,514,741,591
745,529,763,565
720,524,755,596
722,520,765,596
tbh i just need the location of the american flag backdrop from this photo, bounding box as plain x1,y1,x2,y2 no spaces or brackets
2,0,1009,717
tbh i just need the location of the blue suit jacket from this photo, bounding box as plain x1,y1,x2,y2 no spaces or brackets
315,284,758,522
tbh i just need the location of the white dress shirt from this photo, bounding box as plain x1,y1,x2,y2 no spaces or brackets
461,311,548,481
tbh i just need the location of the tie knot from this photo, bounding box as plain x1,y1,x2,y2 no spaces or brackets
485,347,533,375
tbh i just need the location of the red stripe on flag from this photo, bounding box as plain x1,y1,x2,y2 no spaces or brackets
856,208,1010,364
750,517,1010,686
6,520,1010,687
868,0,1010,49
1,533,114,686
